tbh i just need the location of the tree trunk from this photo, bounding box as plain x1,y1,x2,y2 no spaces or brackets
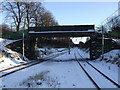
16,23,20,32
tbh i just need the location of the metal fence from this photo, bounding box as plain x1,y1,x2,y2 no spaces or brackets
0,30,29,39
97,8,120,38
96,7,120,62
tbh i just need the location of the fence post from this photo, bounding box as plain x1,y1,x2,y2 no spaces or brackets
22,29,25,60
101,26,104,60
68,37,70,54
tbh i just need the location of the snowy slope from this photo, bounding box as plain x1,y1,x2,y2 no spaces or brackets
102,49,120,64
0,38,28,70
78,48,119,84
89,60,118,84
87,49,120,84
113,39,120,45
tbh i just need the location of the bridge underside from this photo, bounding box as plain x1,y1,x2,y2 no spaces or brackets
28,25,100,60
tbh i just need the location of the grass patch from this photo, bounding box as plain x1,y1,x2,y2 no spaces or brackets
21,71,50,87
33,71,50,81
112,57,119,64
106,60,111,63
20,70,60,88
103,58,108,60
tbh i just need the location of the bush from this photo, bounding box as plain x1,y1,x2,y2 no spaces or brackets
103,58,108,60
106,60,111,63
112,57,119,64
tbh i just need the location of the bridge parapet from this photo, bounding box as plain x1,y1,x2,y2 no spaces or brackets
28,25,95,37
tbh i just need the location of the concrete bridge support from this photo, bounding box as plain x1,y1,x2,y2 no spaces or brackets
27,36,37,60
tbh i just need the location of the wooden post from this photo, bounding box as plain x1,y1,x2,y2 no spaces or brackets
68,37,70,54
90,35,92,60
101,26,104,60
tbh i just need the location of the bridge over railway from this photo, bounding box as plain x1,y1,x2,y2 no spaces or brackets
28,25,102,60
28,25,95,37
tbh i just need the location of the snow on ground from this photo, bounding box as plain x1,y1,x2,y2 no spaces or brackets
51,48,89,61
1,37,119,88
89,60,119,84
113,39,120,45
0,38,28,70
1,47,119,88
80,61,117,88
74,48,120,85
37,48,68,59
102,49,120,64
2,58,95,88
36,48,70,62
1,48,93,88
0,38,17,47
87,49,120,84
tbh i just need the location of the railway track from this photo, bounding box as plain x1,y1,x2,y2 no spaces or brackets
74,53,100,89
0,61,37,72
86,62,120,88
0,50,68,78
0,48,69,72
78,49,120,88
75,48,120,88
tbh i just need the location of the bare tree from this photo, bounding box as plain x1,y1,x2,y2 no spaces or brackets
2,2,58,31
30,2,44,27
29,3,58,27
40,10,58,26
107,15,120,31
2,2,26,31
0,23,12,33
22,2,41,28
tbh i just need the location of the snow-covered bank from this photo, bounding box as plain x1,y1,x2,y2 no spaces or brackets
0,38,29,70
0,49,29,70
101,49,120,64
87,49,120,84
113,39,120,45
89,60,118,84
0,38,18,47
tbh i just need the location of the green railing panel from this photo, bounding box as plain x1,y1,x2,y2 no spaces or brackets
0,30,29,39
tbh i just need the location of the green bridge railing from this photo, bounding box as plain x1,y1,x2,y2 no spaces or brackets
0,30,29,39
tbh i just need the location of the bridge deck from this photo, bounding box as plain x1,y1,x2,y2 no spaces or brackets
28,25,95,37
29,30,95,37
